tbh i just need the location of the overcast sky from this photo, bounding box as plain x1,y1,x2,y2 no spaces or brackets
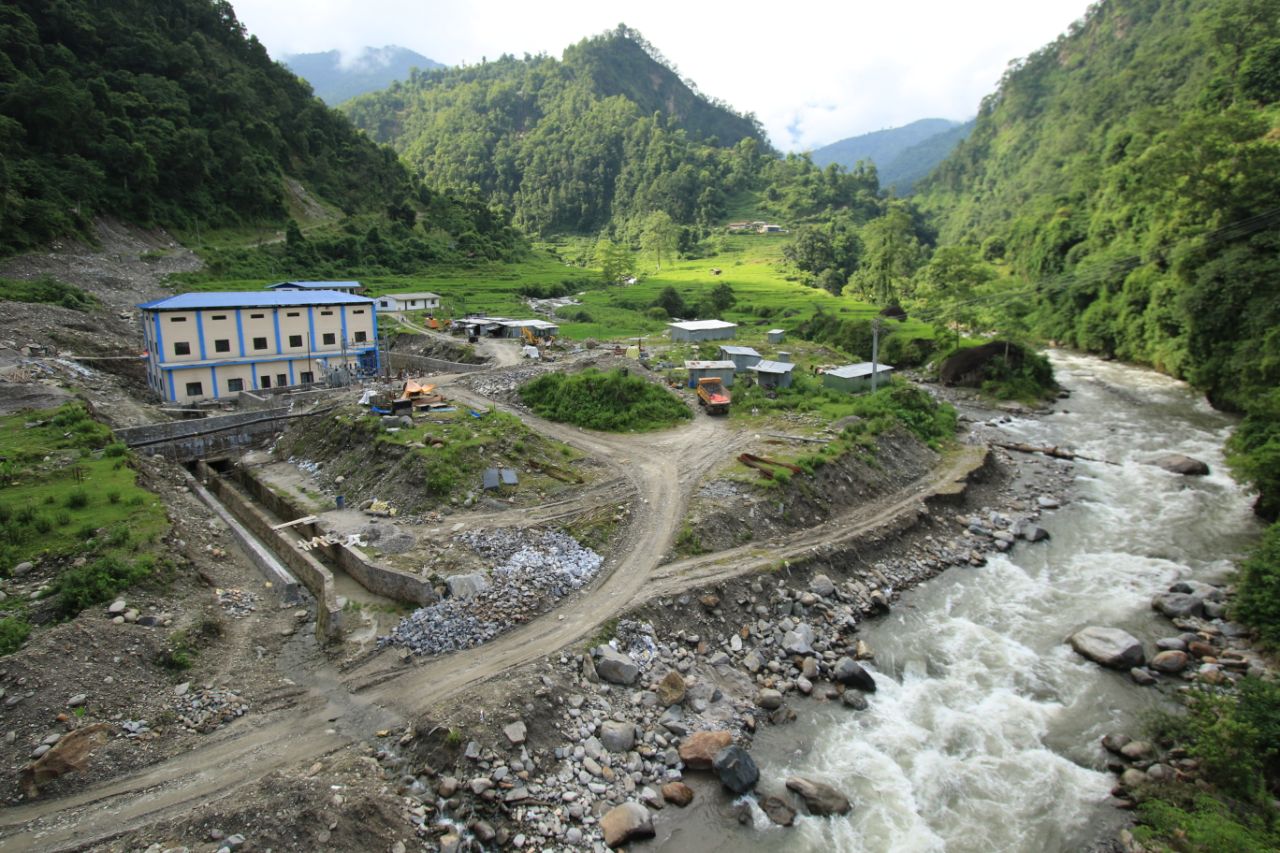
230,0,1093,152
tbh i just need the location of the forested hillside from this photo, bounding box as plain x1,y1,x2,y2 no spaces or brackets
342,25,771,235
810,118,958,172
918,0,1280,419
284,46,443,105
0,0,520,266
877,119,974,192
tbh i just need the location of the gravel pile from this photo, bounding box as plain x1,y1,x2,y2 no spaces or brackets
171,684,249,733
461,364,552,397
381,529,603,656
216,588,258,618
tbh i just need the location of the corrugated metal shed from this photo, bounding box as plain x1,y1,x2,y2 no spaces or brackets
750,359,797,389
684,360,737,388
668,319,738,342
823,362,895,393
718,345,762,372
767,329,786,344
266,280,362,291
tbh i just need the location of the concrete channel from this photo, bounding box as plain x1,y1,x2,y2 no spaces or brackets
185,458,436,643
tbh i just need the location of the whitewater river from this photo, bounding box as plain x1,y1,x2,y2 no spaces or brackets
654,352,1262,852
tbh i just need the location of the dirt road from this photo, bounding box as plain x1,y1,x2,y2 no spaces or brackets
0,374,986,851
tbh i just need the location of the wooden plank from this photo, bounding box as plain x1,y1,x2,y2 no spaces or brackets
271,515,317,530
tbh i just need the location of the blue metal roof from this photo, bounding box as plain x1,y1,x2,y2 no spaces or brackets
827,362,895,379
266,280,362,290
139,291,376,310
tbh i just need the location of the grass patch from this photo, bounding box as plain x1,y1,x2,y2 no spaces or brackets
0,404,168,573
0,616,32,656
519,368,692,431
585,617,619,650
0,276,98,311
55,555,161,617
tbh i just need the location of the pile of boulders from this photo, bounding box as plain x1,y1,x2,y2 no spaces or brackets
380,529,603,656
171,683,249,734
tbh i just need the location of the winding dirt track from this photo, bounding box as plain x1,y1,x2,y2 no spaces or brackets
0,354,985,851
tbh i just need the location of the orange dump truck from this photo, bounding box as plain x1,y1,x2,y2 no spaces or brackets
696,377,731,415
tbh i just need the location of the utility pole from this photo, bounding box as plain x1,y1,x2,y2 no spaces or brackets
871,317,882,393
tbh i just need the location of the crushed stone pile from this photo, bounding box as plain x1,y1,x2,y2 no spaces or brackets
381,529,603,656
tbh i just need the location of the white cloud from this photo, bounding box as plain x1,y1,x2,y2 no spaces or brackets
230,0,1093,151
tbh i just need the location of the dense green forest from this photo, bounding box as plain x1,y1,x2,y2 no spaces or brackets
918,0,1280,511
343,25,776,235
0,0,521,265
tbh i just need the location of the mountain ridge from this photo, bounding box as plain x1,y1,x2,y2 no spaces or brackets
283,45,444,105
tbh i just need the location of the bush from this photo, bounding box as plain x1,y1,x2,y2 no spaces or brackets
55,555,154,616
846,385,957,449
0,277,98,312
0,617,31,655
103,442,128,457
1235,523,1280,647
519,368,691,432
1227,390,1280,522
65,489,89,509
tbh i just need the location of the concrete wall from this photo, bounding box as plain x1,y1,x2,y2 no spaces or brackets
229,465,437,607
194,461,344,642
388,351,487,374
115,407,293,460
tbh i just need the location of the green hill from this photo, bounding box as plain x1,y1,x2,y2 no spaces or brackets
809,119,959,170
878,120,975,193
918,0,1280,413
0,0,516,264
283,46,444,105
342,24,771,235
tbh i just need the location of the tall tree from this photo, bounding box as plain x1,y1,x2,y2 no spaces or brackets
640,210,677,270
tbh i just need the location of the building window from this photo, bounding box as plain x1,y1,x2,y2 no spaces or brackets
287,312,300,317
214,339,231,353
321,310,333,316
174,341,191,356
289,334,302,348
353,331,367,343
211,314,227,321
250,313,265,319
253,337,268,350
322,332,336,345
227,378,244,392
276,373,287,386
260,375,271,388
185,381,203,397
169,316,187,323
353,309,365,315
300,371,314,384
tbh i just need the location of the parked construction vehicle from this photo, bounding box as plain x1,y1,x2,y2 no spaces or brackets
696,377,731,415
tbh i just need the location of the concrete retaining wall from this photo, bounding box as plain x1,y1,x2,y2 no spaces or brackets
388,351,488,374
194,461,345,642
117,408,292,460
228,465,436,607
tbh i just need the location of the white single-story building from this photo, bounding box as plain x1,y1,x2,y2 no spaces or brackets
767,329,786,344
267,280,363,294
668,319,737,343
823,362,895,394
376,292,441,312
684,360,737,388
750,359,796,390
719,345,762,372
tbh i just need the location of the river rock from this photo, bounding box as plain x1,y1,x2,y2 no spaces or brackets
1151,592,1204,619
446,572,489,600
713,745,759,793
832,656,877,692
661,781,694,807
1021,524,1050,542
786,776,853,816
656,670,686,706
1155,637,1187,652
1101,733,1131,755
809,574,836,597
760,795,796,826
1068,626,1145,669
595,646,640,686
600,802,654,848
1151,454,1210,476
678,730,733,769
782,624,815,656
600,720,636,753
1120,740,1153,761
503,720,526,746
756,688,784,711
1130,667,1157,686
1150,650,1189,674
841,690,869,710
1119,767,1149,789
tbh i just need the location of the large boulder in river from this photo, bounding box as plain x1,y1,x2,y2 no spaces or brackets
832,656,877,693
678,730,733,769
600,802,654,848
786,776,853,816
712,745,759,793
1151,592,1204,620
1069,626,1145,669
594,646,640,686
1151,454,1210,476
782,623,815,656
